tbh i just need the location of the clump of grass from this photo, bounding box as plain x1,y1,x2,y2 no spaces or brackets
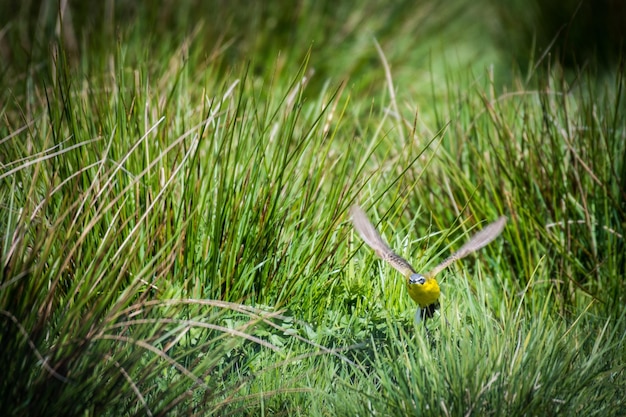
0,31,358,414
332,292,625,416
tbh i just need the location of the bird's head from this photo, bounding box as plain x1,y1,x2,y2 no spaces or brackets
409,273,426,285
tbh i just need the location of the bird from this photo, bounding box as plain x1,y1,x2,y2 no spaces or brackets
349,204,507,323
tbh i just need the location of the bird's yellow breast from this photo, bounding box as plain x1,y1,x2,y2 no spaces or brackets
406,277,440,308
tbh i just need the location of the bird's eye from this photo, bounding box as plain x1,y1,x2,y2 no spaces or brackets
409,273,426,285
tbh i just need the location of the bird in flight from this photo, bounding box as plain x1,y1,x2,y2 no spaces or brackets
350,205,507,323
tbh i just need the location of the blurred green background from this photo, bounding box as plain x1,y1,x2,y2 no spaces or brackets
3,0,625,80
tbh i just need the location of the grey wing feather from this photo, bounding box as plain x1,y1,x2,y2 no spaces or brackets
350,205,416,277
426,216,507,278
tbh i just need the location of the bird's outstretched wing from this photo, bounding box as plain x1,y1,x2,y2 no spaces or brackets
350,205,416,277
425,216,507,278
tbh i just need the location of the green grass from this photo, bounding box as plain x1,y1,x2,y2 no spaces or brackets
1,1,625,416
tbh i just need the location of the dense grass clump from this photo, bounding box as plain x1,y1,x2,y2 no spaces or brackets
1,1,625,416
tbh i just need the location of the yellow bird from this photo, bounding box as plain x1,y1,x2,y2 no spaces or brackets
350,205,507,323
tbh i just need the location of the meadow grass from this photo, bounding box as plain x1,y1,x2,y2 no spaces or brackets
1,1,625,416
